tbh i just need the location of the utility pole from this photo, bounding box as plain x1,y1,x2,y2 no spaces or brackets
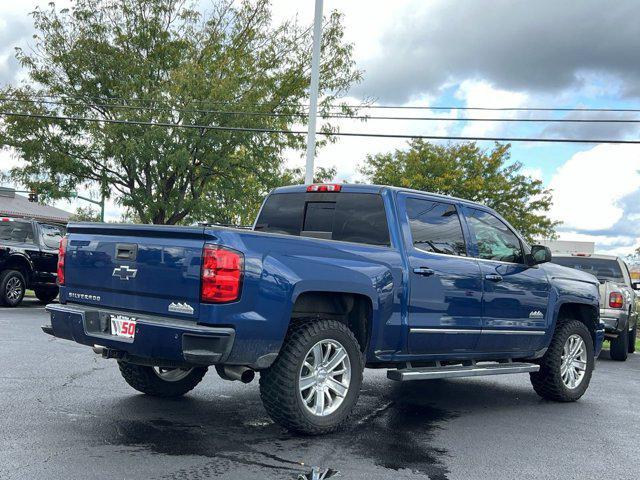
304,0,324,185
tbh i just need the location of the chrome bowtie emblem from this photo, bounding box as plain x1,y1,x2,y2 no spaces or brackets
529,310,544,319
168,302,194,315
112,265,138,280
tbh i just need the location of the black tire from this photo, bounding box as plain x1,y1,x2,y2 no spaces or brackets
259,319,364,435
0,270,26,307
530,319,594,402
610,324,629,361
34,287,59,304
628,323,637,354
117,362,207,398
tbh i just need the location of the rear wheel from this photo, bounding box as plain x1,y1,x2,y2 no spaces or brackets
530,319,594,402
628,323,637,354
0,270,26,307
117,362,207,398
34,287,59,304
610,324,629,361
259,319,364,435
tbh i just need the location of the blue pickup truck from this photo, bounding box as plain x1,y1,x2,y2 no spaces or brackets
44,184,604,434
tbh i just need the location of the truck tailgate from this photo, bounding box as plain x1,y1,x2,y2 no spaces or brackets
63,223,209,318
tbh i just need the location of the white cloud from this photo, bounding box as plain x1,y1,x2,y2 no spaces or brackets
454,80,529,137
549,144,640,231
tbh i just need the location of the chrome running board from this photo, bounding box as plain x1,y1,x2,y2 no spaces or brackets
387,361,540,381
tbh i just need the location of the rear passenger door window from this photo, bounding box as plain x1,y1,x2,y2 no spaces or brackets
405,198,467,256
465,208,523,264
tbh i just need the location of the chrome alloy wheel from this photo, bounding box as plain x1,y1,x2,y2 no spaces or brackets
299,339,351,417
561,334,587,389
153,367,193,382
6,276,23,302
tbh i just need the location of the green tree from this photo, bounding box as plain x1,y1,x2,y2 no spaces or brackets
70,206,101,222
198,165,336,226
361,140,558,240
1,0,360,224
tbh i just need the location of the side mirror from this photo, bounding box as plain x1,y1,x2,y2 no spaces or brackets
529,245,552,265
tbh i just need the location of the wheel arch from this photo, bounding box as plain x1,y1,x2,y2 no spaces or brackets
2,254,33,284
555,302,599,346
290,290,374,354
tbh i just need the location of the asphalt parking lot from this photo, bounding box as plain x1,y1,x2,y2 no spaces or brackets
1,299,639,480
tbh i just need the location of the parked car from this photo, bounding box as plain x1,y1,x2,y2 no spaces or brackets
43,184,603,434
551,254,638,361
0,217,65,307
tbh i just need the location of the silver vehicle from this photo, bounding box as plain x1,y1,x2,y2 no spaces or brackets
552,254,638,361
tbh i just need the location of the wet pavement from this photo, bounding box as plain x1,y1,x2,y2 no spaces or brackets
1,299,639,480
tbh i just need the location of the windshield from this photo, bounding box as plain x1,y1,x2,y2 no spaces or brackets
0,221,35,244
552,256,625,283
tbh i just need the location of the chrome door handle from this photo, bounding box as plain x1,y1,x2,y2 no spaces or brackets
485,273,503,282
413,267,435,277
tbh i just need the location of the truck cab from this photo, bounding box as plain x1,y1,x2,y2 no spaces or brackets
0,217,66,306
43,184,603,434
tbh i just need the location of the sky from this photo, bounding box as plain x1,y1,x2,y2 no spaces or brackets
1,1,640,256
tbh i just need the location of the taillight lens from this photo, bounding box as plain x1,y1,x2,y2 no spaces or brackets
57,236,68,286
609,292,624,309
200,245,243,303
307,184,342,192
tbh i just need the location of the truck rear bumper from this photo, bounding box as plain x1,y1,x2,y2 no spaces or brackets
44,303,235,367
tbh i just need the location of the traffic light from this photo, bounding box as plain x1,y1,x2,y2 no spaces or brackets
28,191,38,203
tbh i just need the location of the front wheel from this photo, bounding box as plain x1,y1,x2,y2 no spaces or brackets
259,320,364,435
530,319,594,402
0,270,26,307
118,362,207,398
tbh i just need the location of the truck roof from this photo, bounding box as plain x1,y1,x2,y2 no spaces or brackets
553,253,620,261
271,183,485,208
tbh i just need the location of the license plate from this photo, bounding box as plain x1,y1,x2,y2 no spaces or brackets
110,315,137,339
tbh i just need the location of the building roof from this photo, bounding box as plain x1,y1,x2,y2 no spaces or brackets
0,188,72,223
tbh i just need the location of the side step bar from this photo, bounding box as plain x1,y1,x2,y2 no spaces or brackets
387,361,540,381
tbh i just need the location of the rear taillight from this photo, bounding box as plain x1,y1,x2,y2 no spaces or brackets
609,292,624,309
57,236,68,286
200,245,243,303
307,184,342,192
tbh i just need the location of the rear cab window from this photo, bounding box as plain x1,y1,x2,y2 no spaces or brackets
552,257,625,283
254,192,391,247
39,223,67,250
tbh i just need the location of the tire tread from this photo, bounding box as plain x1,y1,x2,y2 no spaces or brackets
259,319,363,435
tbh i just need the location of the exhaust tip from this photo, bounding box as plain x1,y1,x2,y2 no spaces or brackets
216,365,255,383
240,369,255,384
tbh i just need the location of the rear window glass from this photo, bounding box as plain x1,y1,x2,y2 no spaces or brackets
40,223,66,249
552,257,624,283
0,221,34,244
255,192,390,247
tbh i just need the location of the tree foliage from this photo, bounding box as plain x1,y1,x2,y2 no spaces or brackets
70,205,102,222
1,0,359,224
361,140,558,240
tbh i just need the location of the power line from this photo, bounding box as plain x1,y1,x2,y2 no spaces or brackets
1,110,639,144
15,92,640,114
2,96,640,123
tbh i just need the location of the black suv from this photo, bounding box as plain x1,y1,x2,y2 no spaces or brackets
0,217,66,307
